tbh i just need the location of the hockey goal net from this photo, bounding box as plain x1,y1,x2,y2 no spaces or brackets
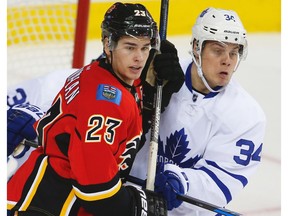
7,0,89,85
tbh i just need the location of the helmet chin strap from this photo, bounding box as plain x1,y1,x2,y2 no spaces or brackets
197,66,224,93
191,53,226,93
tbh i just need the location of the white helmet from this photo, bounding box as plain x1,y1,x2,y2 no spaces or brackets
191,7,248,92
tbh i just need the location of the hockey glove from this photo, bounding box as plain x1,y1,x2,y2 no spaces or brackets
154,40,185,110
154,163,189,210
126,185,167,216
7,104,44,158
141,48,158,113
141,40,185,112
154,40,184,81
140,40,185,147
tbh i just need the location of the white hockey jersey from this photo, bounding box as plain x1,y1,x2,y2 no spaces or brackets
130,60,266,216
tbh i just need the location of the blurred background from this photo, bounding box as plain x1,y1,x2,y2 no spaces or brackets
84,0,280,40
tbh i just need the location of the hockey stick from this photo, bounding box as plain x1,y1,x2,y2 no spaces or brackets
146,0,169,191
127,175,242,216
22,139,39,148
178,194,242,216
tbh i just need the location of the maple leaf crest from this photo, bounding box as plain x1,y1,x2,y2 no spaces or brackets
158,128,201,168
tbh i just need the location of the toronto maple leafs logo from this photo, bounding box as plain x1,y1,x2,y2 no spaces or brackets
158,128,201,168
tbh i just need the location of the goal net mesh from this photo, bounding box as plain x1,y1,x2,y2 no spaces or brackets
7,0,79,84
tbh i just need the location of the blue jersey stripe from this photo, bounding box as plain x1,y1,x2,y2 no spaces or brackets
198,166,232,203
206,160,248,187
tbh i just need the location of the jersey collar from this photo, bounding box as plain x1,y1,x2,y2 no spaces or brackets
185,62,220,99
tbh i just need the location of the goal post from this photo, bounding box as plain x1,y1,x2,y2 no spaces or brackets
7,0,90,85
72,0,90,68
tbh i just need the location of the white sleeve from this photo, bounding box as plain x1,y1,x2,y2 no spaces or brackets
7,68,77,112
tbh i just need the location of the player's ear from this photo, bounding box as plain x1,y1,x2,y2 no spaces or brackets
192,40,200,59
103,37,111,61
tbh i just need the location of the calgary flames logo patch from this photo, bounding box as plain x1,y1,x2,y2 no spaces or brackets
96,84,122,105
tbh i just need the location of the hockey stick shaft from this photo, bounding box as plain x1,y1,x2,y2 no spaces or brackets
178,194,242,216
22,139,39,148
127,175,241,216
146,89,162,190
146,0,169,191
159,0,169,40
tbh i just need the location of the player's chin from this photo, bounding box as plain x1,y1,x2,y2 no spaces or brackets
125,74,141,85
129,72,141,81
217,76,231,86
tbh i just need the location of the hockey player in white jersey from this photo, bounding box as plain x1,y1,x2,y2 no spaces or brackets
130,7,266,216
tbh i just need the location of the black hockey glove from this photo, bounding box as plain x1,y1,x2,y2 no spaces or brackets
154,40,185,109
154,40,184,82
126,185,167,216
140,40,184,148
141,40,184,113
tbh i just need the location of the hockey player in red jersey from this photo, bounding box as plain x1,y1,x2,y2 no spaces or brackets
7,2,186,215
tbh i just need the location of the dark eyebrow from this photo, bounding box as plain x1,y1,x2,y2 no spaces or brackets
210,41,225,48
143,42,151,47
211,41,240,50
123,42,137,46
123,42,151,47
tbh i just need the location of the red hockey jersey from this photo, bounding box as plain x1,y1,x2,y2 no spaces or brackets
7,60,143,215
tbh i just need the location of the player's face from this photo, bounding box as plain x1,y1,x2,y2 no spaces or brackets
201,41,240,88
110,36,151,85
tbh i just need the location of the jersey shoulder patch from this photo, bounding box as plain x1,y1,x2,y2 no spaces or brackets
96,84,122,105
